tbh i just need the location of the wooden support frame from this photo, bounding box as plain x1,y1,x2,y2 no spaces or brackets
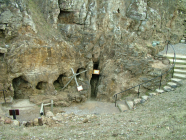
62,68,87,91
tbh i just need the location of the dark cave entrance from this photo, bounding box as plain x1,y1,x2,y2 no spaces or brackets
58,10,75,24
0,29,5,38
36,81,48,90
53,74,64,90
90,63,100,98
12,76,32,99
0,53,4,61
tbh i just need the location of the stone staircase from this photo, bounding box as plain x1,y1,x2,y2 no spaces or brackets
117,53,186,112
164,54,186,81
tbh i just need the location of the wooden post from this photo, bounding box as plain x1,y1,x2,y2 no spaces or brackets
38,117,43,126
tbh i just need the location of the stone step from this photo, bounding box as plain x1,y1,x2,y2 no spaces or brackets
156,89,164,93
163,86,172,92
126,101,134,110
171,78,182,83
149,92,157,96
167,82,177,88
174,69,186,74
117,100,129,112
141,95,149,101
173,73,186,79
163,54,186,60
174,65,186,69
117,103,129,112
133,98,141,105
169,59,186,64
171,78,183,86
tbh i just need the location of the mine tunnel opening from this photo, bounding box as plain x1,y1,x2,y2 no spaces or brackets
0,53,4,61
12,76,32,99
58,10,75,24
90,63,100,98
53,74,64,90
36,81,48,90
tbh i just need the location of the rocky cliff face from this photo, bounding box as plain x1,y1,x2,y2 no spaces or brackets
0,0,185,105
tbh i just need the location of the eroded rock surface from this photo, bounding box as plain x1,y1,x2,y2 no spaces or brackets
0,0,185,105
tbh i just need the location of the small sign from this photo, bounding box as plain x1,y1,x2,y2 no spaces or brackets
9,109,19,120
77,85,83,91
9,109,19,115
93,69,100,75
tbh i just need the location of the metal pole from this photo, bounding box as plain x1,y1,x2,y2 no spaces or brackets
138,85,140,97
115,94,117,107
71,68,79,87
12,110,16,120
166,43,169,55
40,103,44,116
172,67,174,78
159,75,162,89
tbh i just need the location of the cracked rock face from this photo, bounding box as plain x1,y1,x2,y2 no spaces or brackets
0,0,185,105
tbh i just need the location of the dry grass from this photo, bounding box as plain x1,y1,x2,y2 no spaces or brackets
1,80,186,139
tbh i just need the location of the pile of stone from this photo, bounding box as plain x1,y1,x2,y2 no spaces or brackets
0,111,97,127
0,116,20,126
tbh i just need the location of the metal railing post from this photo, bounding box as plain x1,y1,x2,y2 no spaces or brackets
166,43,169,55
113,41,176,107
159,75,162,89
138,85,140,97
115,94,117,107
172,67,175,78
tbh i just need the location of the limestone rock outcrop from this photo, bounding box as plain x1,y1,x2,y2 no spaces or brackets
0,0,185,105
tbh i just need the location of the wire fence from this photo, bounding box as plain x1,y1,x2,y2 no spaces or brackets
113,41,176,107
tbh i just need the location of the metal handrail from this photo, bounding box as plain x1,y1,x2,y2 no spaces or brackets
113,41,176,107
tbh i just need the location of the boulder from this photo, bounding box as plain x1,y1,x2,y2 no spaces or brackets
12,120,20,126
46,111,54,118
4,118,12,124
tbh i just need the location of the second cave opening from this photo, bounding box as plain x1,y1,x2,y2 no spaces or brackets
90,63,100,98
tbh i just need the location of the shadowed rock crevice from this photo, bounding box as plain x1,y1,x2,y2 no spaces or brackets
90,63,100,98
12,76,32,99
0,53,4,61
76,68,86,79
53,74,64,90
58,10,76,24
0,29,5,38
36,81,48,90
